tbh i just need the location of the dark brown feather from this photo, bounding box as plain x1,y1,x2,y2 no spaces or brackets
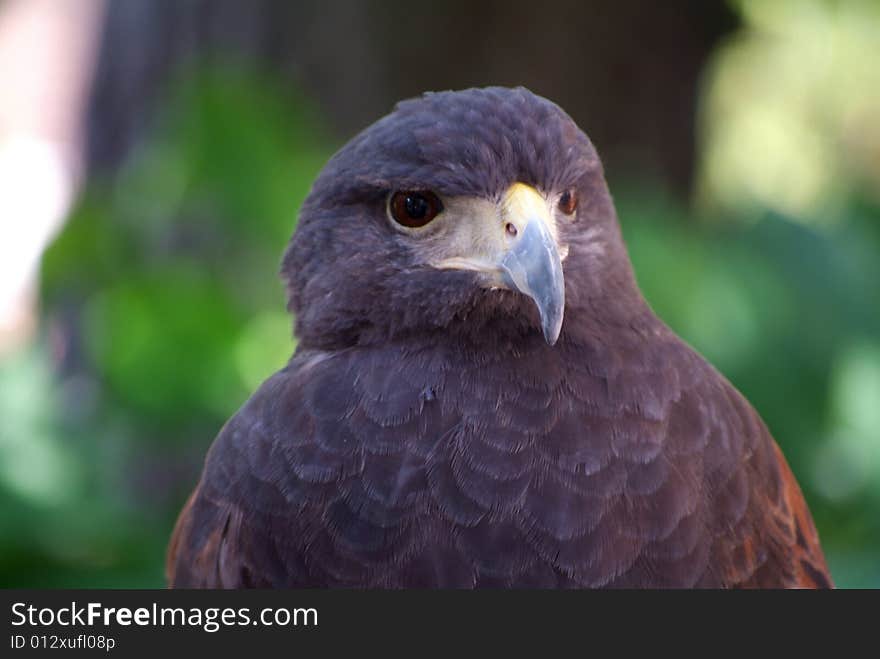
167,87,831,588
167,326,832,588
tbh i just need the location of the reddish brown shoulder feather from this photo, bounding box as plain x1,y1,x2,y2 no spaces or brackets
167,485,248,588
771,442,833,588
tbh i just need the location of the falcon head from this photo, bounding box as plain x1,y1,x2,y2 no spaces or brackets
283,86,642,350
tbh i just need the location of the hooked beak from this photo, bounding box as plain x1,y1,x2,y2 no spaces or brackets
498,183,565,344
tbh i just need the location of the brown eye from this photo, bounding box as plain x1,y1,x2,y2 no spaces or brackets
558,189,578,215
389,191,443,228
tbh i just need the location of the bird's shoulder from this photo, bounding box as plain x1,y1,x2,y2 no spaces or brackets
167,345,448,587
598,325,831,588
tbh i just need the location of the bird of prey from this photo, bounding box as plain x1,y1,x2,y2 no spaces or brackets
167,87,831,588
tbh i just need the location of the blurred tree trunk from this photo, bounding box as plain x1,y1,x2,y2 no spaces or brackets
85,0,736,194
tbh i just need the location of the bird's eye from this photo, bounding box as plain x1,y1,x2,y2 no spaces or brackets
558,189,578,215
389,191,443,228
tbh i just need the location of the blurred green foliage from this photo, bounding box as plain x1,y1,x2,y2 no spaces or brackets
1,67,331,586
698,0,880,220
2,1,879,587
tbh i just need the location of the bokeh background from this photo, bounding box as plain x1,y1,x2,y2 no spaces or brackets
1,0,878,587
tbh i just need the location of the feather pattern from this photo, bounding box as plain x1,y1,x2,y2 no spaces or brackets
168,330,831,588
167,86,830,588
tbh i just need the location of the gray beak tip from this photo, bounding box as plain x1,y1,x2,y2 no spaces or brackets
542,317,563,346
538,294,564,345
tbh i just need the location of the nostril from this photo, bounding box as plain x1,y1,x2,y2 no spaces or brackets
505,223,518,237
